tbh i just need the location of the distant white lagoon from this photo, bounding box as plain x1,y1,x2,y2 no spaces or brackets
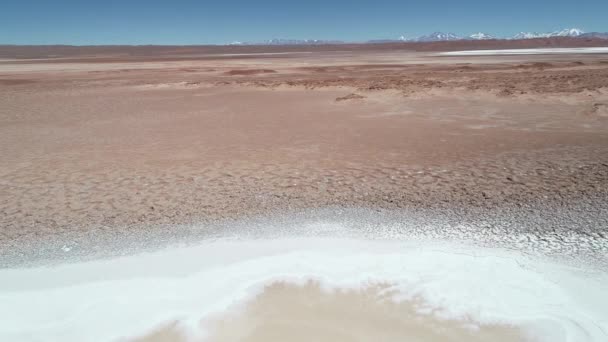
440,47,608,56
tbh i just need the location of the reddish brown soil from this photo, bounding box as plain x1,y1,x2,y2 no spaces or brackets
1,47,608,247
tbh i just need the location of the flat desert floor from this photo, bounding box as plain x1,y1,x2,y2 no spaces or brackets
2,46,608,260
1,44,608,341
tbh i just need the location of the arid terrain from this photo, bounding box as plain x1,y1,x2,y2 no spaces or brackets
2,40,608,342
1,42,608,263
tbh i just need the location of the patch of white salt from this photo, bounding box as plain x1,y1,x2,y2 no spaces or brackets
440,47,608,56
0,237,606,342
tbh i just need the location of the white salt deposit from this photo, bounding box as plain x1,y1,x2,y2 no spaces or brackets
0,232,607,342
440,47,608,56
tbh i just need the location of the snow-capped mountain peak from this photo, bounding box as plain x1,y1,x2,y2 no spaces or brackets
469,32,494,40
417,32,461,42
551,28,585,37
513,32,546,39
227,27,597,46
261,38,345,45
512,28,585,39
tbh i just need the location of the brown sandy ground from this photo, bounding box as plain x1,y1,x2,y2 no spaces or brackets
1,48,608,255
133,282,523,342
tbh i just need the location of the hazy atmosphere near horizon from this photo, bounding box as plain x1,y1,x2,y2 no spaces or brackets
1,0,608,44
1,1,608,342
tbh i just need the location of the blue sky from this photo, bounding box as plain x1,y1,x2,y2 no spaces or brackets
1,0,606,45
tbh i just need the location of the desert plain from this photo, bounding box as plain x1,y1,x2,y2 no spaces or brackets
1,39,608,341
2,40,608,264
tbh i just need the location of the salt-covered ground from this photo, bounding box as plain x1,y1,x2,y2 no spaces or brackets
0,238,606,342
1,209,607,342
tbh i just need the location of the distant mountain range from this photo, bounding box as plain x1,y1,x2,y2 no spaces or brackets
229,28,608,45
512,28,585,39
400,28,588,42
468,32,496,40
580,32,608,39
229,38,345,46
407,32,462,42
398,32,494,42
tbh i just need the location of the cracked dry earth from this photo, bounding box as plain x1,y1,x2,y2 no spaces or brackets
1,49,608,263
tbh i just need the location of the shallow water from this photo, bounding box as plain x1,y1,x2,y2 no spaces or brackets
0,236,607,342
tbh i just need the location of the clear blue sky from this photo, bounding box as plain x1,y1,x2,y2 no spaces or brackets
1,0,606,45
